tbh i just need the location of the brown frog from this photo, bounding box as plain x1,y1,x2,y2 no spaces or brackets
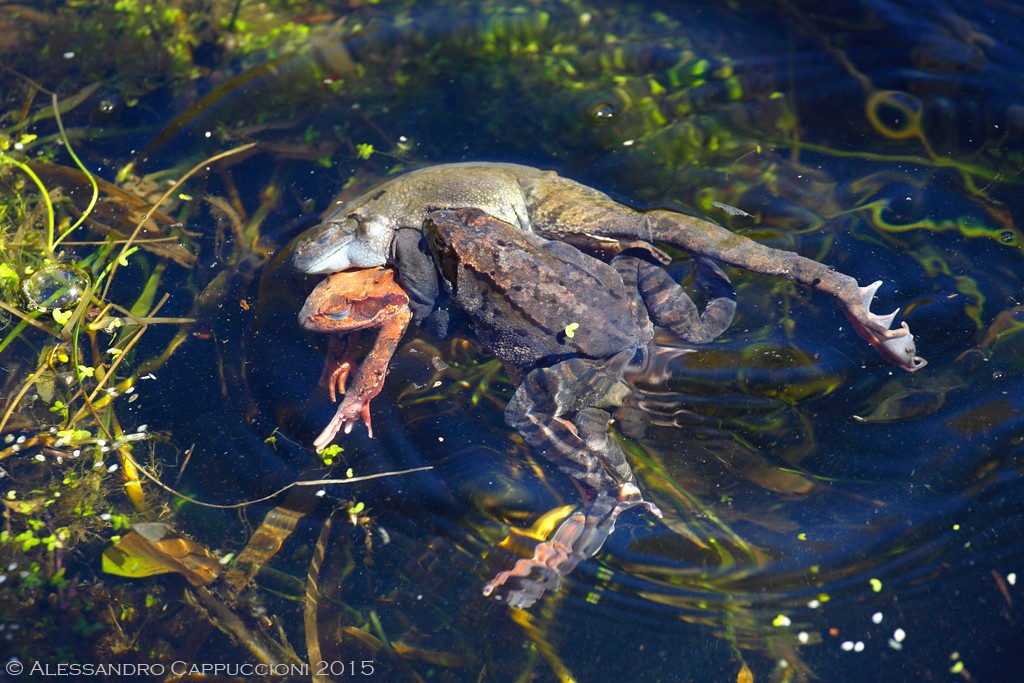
298,267,412,449
301,207,737,606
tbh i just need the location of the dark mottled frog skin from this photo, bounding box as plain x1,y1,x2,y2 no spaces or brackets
423,207,732,504
292,162,925,371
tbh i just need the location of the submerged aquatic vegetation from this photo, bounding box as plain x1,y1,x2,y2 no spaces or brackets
0,74,263,665
0,0,1021,680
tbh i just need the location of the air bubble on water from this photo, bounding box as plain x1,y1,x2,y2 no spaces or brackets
591,102,616,121
21,263,90,312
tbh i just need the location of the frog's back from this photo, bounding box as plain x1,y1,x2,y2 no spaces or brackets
428,209,641,370
347,163,537,232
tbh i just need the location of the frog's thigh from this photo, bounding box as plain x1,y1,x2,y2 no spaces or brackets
574,407,636,485
615,255,737,344
505,364,622,494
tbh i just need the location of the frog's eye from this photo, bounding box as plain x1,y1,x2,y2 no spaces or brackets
319,214,359,240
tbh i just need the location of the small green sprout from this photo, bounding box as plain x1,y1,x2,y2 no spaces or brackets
355,143,374,159
318,443,343,465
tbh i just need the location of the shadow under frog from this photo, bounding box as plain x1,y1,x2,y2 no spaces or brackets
300,207,738,607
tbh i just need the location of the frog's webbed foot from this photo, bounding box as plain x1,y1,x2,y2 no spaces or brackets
482,508,595,608
483,490,659,608
312,396,374,451
846,280,927,372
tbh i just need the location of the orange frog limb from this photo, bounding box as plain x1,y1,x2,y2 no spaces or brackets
298,267,413,448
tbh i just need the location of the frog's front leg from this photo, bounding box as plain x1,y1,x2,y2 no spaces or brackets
613,251,737,344
299,268,413,448
313,305,412,448
318,332,360,402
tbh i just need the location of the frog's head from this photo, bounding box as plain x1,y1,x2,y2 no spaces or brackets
423,211,463,287
298,268,406,332
292,207,391,274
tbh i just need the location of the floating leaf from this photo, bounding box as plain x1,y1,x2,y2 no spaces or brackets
102,522,219,586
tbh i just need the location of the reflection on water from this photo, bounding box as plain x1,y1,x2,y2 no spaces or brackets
2,0,1024,681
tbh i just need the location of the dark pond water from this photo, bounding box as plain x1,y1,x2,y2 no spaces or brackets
3,0,1024,681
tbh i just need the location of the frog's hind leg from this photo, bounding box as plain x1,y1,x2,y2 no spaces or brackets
504,359,658,515
613,252,737,344
503,360,630,493
492,363,660,607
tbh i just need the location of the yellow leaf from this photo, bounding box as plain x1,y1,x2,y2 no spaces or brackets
737,663,754,683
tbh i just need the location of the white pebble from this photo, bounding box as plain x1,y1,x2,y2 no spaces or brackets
872,612,883,624
894,628,906,642
841,641,854,652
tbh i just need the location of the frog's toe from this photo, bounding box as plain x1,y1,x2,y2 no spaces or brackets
616,482,663,518
858,281,899,333
338,398,374,438
848,281,927,372
312,416,343,451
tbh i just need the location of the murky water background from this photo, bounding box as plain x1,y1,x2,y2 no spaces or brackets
2,1,1023,681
